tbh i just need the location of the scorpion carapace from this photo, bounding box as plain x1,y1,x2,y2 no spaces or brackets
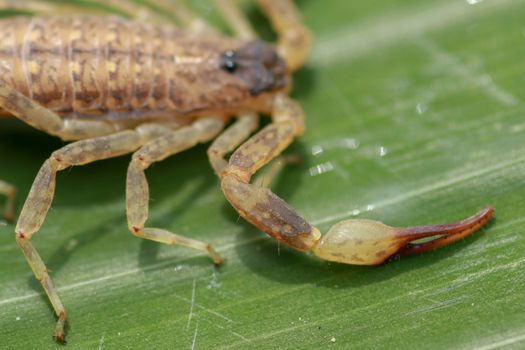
0,0,493,343
220,40,289,97
0,16,289,122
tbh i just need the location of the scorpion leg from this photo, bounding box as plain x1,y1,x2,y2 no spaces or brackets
160,0,217,34
0,76,119,142
100,0,179,24
99,0,201,26
0,0,89,15
0,76,64,137
15,131,145,342
220,94,493,264
58,119,121,141
0,0,168,23
253,154,300,189
127,117,226,265
258,0,312,71
207,112,297,187
0,179,16,222
213,0,256,39
208,112,259,176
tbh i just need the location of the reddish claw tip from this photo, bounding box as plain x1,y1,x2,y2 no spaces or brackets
53,329,66,343
207,246,225,266
312,207,494,265
213,256,225,266
53,334,66,343
53,313,67,343
396,207,494,256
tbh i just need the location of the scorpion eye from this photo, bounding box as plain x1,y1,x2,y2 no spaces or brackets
223,60,237,72
221,50,239,73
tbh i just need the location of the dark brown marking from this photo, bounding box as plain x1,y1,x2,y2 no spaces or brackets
375,250,386,258
222,175,314,251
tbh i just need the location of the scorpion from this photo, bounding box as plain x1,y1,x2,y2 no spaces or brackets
0,0,493,342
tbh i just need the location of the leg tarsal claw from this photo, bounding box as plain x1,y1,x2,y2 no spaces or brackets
129,227,224,265
312,207,494,265
206,244,225,266
53,312,67,343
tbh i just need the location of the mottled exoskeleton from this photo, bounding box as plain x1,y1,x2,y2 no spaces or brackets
0,0,493,342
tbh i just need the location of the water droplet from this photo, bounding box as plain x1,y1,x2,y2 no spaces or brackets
315,138,360,153
510,123,525,133
416,102,427,115
311,145,324,156
480,74,493,84
309,162,335,176
66,239,78,252
339,138,359,150
15,316,20,321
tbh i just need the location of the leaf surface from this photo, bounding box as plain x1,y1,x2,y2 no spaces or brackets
0,1,524,349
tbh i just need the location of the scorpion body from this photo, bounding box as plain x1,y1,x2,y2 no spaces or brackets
0,0,492,343
0,16,286,130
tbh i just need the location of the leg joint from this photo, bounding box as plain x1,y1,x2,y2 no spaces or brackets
15,230,28,241
129,225,143,237
207,146,222,159
131,152,150,170
5,185,16,197
221,167,250,183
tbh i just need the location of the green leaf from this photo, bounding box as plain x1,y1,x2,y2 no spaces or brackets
1,0,524,349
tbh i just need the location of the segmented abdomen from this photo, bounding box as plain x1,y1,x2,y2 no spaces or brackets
0,16,206,116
